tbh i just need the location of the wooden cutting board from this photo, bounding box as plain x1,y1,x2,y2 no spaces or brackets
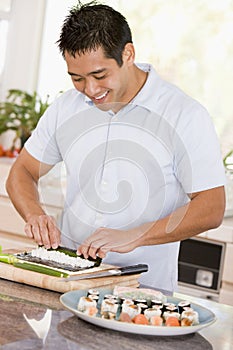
0,249,140,293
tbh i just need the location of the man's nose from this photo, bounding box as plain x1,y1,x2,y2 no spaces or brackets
84,79,99,96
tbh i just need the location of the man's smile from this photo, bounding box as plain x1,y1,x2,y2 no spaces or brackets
92,90,109,103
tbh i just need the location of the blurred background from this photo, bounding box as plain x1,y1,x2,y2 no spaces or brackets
0,0,233,155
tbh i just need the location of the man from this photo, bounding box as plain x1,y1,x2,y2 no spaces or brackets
6,1,225,291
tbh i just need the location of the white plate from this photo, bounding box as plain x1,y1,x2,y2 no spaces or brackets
60,288,216,336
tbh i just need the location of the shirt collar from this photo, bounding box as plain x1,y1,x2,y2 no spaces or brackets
84,63,162,113
131,63,163,112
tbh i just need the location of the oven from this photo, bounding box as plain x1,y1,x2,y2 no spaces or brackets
177,236,226,301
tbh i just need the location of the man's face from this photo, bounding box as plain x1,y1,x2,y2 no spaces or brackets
65,46,133,111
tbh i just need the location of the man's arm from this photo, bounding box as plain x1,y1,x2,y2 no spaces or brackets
77,186,225,258
6,148,61,248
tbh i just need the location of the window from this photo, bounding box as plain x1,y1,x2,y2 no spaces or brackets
0,0,11,100
0,0,12,12
0,0,45,101
0,20,8,78
0,0,45,148
118,0,233,155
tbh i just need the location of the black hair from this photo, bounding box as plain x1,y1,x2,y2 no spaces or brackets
57,1,133,67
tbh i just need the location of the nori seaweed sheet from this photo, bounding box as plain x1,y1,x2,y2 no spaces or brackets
14,246,102,272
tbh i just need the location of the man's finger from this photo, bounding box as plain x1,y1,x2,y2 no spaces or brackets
38,216,51,248
24,223,33,238
47,218,60,249
30,222,43,246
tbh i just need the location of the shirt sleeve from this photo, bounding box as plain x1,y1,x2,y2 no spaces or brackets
24,100,63,165
174,102,226,193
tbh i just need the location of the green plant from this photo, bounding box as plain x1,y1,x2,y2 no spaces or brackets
223,149,233,170
0,89,50,149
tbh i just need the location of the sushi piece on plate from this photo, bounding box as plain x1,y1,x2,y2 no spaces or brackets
150,315,163,326
163,311,180,321
163,302,177,312
87,289,100,297
178,300,191,313
77,296,97,312
104,294,118,300
137,303,148,314
151,299,163,307
101,299,119,315
123,304,141,319
181,309,199,325
88,294,99,303
144,307,162,321
165,316,180,327
121,299,134,311
83,306,98,317
119,312,132,323
132,314,149,325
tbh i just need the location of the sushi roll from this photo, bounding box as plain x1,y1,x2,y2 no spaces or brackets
150,315,163,326
101,299,119,315
77,296,97,312
118,297,132,305
165,305,178,313
137,303,148,314
123,304,141,319
87,289,99,297
104,294,118,300
163,302,176,312
181,318,193,327
152,304,163,312
181,309,199,325
83,306,98,317
120,299,134,311
119,312,132,323
163,311,180,321
144,307,162,321
88,294,99,303
132,314,149,325
151,299,163,307
101,311,116,320
165,316,180,327
178,300,191,314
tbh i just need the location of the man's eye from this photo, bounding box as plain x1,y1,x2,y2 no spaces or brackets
73,78,83,82
95,75,106,80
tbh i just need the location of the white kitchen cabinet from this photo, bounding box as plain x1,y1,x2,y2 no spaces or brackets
222,243,233,283
219,242,233,305
204,219,233,306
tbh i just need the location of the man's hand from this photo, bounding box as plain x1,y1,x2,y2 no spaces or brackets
76,225,150,259
24,214,61,249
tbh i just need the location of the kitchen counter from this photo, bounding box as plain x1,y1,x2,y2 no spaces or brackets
0,279,232,350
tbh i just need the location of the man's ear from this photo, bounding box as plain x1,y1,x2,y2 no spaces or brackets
122,43,135,65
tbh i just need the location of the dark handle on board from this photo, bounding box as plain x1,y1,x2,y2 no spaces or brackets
118,264,148,275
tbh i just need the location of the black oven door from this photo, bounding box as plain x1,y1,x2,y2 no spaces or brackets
178,237,225,292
